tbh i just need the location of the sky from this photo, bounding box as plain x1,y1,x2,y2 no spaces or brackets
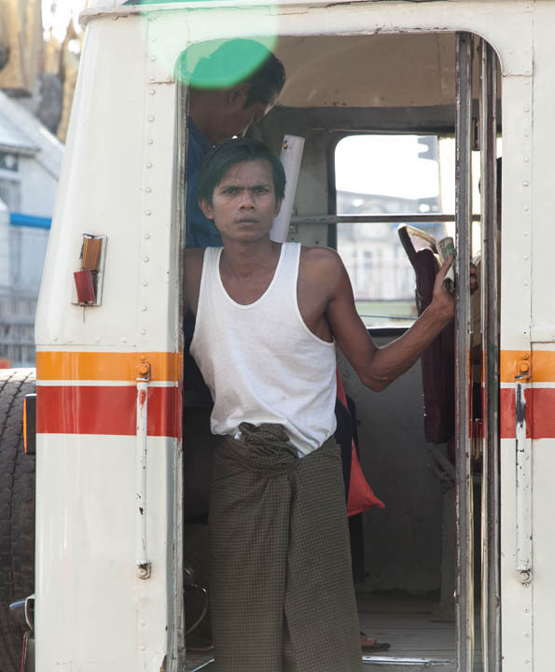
42,0,87,42
335,135,441,201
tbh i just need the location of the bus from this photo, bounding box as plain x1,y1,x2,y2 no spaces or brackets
0,1,552,670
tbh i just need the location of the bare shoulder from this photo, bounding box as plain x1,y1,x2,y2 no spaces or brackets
185,247,205,276
300,245,343,273
185,247,205,266
184,247,206,313
299,245,345,288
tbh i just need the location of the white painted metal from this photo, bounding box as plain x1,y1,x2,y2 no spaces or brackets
498,55,535,672
34,10,185,672
35,16,180,353
35,435,181,670
270,135,305,243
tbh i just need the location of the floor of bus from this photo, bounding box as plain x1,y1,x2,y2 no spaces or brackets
186,592,483,671
358,592,483,671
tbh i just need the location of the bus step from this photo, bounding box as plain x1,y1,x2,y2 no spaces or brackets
362,655,456,671
186,652,215,671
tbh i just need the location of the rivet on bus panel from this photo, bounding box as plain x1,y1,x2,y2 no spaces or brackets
146,162,153,169
146,187,152,193
148,139,154,145
141,330,147,335
143,257,149,263
148,116,155,122
143,281,148,287
146,211,152,216
144,234,151,240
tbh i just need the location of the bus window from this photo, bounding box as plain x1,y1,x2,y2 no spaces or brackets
335,133,486,327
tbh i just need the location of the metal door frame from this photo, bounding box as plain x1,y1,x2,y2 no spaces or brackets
455,31,502,672
455,30,475,672
479,38,501,672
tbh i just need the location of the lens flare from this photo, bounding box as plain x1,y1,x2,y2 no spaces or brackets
175,36,279,90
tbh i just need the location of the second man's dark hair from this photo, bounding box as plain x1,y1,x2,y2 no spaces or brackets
178,39,286,107
198,138,286,205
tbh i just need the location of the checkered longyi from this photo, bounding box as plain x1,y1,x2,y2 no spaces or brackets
208,422,363,672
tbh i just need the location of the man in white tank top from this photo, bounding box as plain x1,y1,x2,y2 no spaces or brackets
184,138,454,672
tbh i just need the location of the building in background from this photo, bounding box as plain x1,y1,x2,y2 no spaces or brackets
0,92,62,366
0,0,80,366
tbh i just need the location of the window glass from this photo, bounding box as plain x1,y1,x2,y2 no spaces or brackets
336,134,447,327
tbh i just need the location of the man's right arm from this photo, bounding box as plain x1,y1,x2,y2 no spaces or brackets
322,250,455,392
183,248,204,316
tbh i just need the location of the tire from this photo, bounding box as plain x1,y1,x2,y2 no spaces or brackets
0,369,36,672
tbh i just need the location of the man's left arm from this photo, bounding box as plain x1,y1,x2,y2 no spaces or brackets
324,251,455,392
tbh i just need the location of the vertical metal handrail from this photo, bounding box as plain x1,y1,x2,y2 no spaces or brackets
480,39,502,672
455,31,475,672
136,362,151,579
515,371,532,578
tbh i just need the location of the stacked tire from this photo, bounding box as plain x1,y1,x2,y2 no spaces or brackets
0,369,36,672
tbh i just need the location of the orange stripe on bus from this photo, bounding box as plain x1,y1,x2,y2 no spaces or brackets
500,350,555,383
36,351,182,382
37,385,181,438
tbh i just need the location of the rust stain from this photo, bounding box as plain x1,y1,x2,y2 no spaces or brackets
138,388,147,411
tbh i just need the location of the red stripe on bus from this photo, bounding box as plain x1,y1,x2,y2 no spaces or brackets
500,387,555,439
37,385,181,438
530,388,555,440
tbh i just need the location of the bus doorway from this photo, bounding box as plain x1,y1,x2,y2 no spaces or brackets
257,31,502,672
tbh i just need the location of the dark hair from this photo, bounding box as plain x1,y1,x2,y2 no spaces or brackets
177,39,285,107
198,138,286,204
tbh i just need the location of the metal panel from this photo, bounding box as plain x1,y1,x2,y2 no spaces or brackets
455,31,474,672
479,39,501,672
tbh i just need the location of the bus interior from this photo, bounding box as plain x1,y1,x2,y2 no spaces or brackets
181,31,501,672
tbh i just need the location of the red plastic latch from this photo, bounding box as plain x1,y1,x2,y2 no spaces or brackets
74,270,96,304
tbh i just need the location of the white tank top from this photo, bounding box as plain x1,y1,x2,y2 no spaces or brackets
190,242,337,457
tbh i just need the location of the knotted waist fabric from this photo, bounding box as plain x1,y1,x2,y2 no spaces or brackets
208,422,362,672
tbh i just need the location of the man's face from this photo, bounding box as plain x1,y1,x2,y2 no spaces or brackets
219,85,276,140
200,159,281,242
229,101,271,138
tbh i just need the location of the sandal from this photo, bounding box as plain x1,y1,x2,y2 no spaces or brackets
360,631,391,651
